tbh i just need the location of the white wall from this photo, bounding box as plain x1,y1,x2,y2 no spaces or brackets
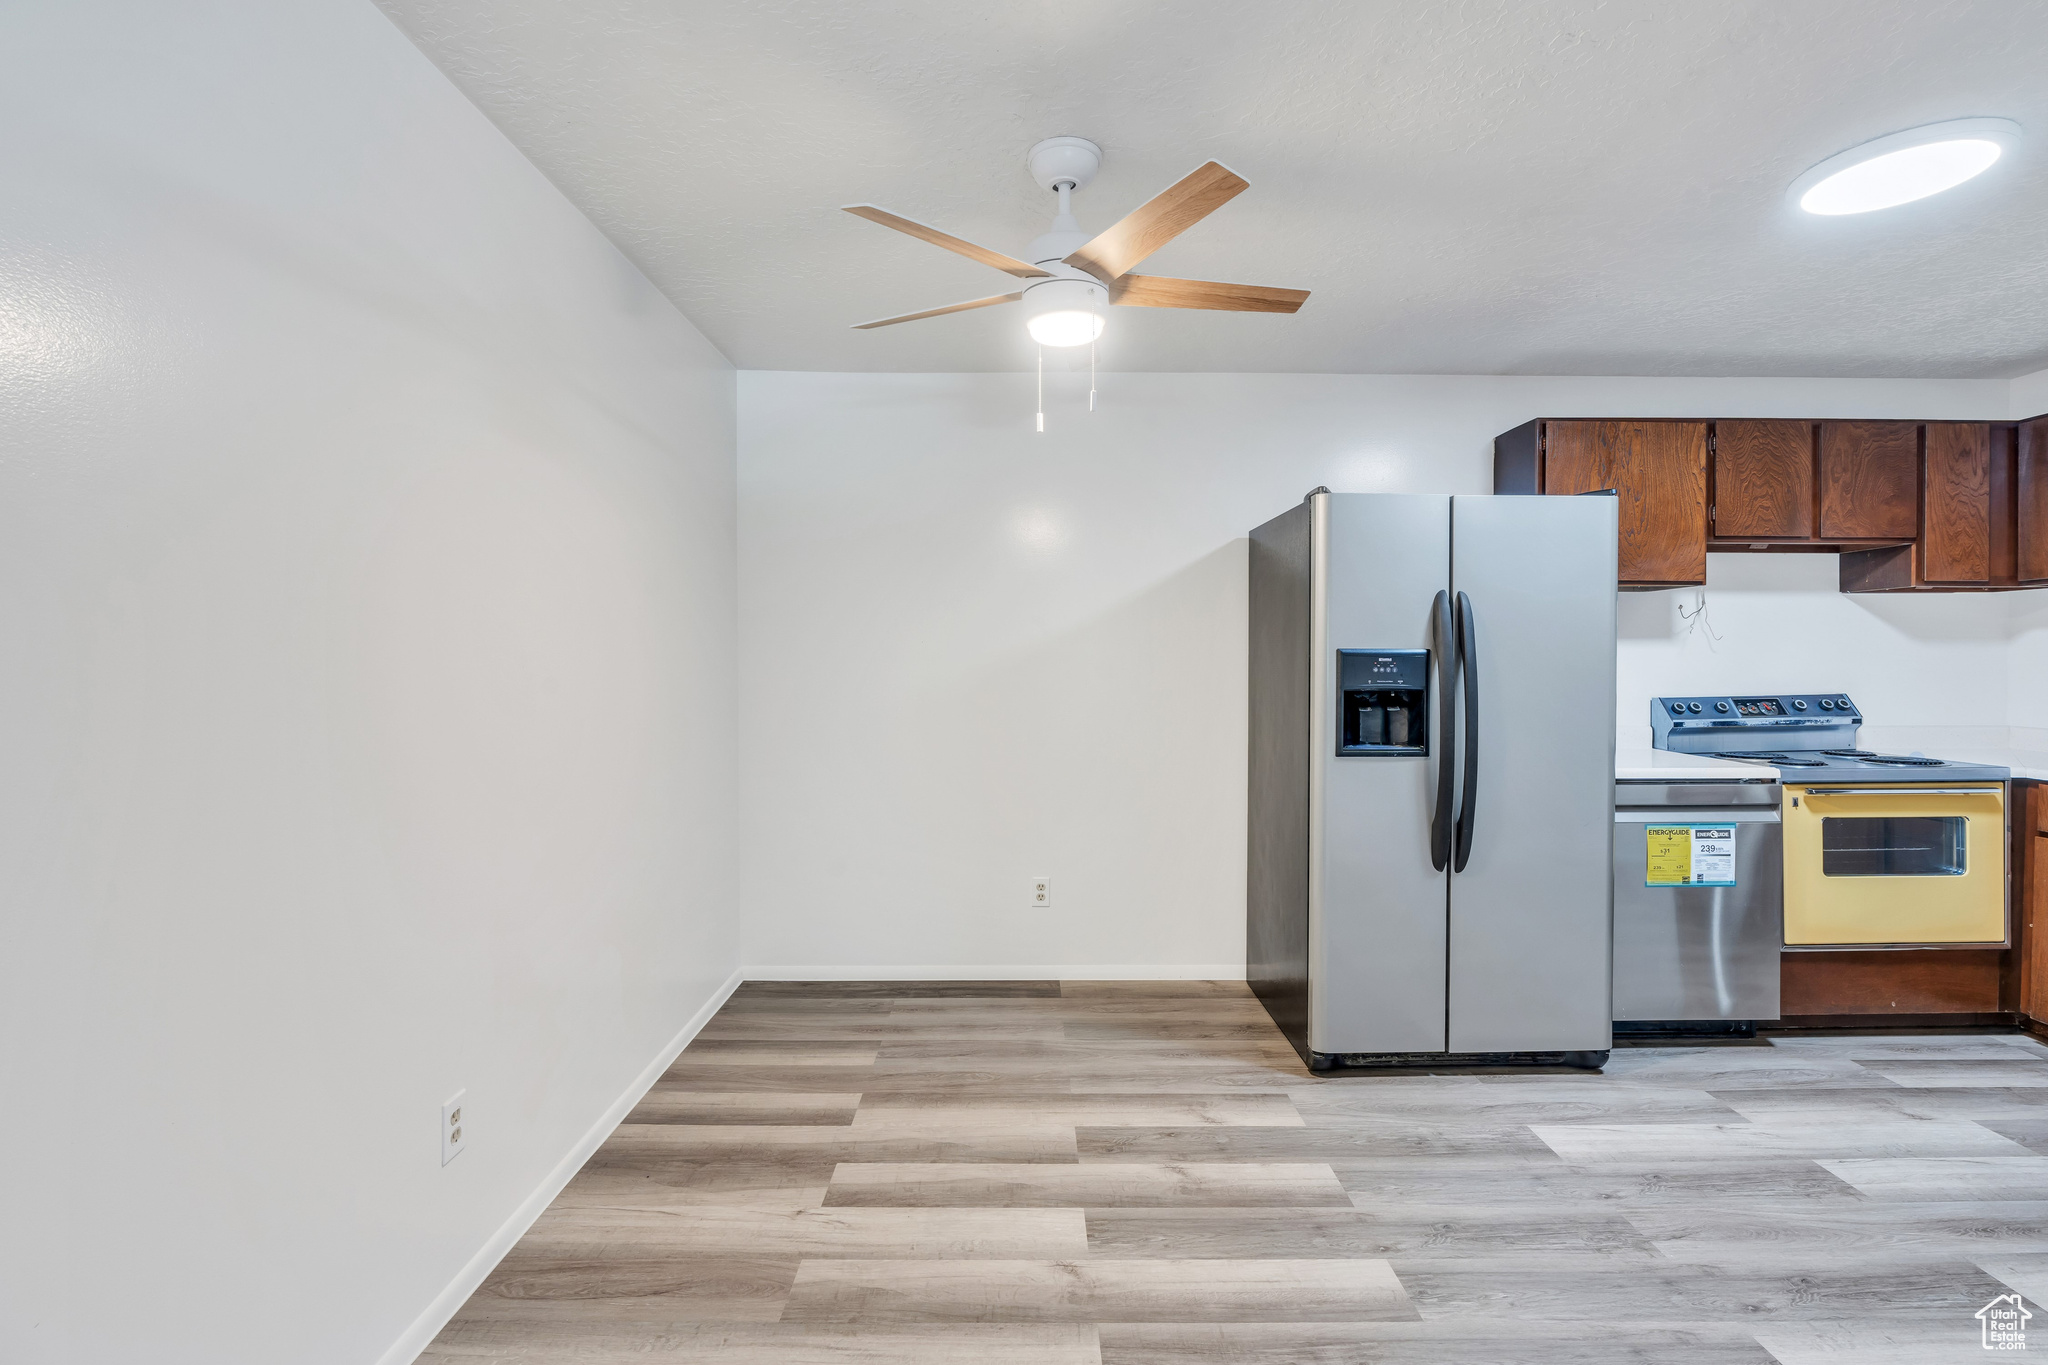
0,5,738,1364
2010,362,2048,422
1616,555,2012,748
2010,591,2048,736
739,370,2024,975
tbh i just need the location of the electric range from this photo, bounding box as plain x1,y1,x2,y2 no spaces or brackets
1650,690,2009,952
1650,692,2011,782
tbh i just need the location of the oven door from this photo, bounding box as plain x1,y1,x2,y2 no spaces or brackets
1782,783,2006,947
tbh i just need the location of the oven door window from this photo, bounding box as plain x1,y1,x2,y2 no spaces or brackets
1820,815,1967,877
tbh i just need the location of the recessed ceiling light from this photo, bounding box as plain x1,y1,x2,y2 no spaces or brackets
1791,117,2021,215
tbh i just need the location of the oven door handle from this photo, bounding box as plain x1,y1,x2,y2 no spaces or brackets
1800,787,2001,796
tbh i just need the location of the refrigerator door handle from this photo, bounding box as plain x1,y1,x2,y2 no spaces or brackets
1453,590,1478,873
1430,589,1455,871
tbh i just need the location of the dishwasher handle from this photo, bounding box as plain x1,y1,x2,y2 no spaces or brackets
1615,808,1782,824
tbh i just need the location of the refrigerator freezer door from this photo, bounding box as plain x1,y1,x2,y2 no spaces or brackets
1313,494,1452,1054
1445,495,1617,1053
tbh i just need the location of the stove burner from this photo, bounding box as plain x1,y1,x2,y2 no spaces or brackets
1823,749,1944,767
1709,751,1827,768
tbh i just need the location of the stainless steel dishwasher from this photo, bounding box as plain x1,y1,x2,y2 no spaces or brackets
1613,780,1782,1036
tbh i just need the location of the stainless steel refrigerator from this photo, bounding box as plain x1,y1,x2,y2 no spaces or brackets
1248,491,1618,1069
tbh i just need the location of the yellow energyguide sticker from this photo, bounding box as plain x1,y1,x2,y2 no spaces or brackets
1644,826,1693,886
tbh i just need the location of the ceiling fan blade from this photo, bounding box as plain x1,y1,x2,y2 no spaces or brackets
842,205,1051,279
1109,275,1309,313
851,292,1024,329
1064,161,1249,282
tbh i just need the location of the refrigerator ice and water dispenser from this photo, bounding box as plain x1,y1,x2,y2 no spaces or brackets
1337,649,1428,756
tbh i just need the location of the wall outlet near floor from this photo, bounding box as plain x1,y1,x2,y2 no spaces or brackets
1030,876,1051,908
442,1090,466,1165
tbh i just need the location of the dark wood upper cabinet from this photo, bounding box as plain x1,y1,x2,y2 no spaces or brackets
2022,417,2048,584
1539,420,1706,587
1922,423,1991,583
1712,420,1812,539
1496,412,2045,593
1538,420,1610,499
1818,421,1918,540
1841,422,2037,593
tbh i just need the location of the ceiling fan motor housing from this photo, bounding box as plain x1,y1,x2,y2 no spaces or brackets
1027,136,1102,192
1023,275,1106,319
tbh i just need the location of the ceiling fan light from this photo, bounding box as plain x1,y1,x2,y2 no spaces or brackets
1789,117,2020,215
1022,276,1107,347
1027,309,1105,347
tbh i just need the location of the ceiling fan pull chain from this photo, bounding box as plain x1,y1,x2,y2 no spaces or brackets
1036,347,1044,433
1089,334,1097,412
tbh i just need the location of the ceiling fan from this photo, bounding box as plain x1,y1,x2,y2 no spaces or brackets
843,136,1309,347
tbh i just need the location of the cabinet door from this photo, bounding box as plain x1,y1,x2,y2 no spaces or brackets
1922,422,1991,583
2024,785,2048,1024
1818,421,1918,539
2022,417,2048,584
1542,420,1612,496
1713,420,1812,538
1544,420,1705,585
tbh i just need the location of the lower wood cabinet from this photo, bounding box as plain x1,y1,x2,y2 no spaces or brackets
2018,781,2048,1027
1780,950,2006,1021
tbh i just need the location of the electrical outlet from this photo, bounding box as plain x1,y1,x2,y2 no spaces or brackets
442,1090,467,1165
1030,876,1051,908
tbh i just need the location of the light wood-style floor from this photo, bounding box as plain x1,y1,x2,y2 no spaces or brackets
424,980,2048,1363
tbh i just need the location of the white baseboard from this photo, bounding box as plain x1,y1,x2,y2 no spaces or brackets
375,959,1237,1363
745,964,1247,982
376,965,744,1365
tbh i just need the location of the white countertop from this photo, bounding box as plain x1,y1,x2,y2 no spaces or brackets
1871,748,2048,782
1615,747,1780,782
1850,727,2048,782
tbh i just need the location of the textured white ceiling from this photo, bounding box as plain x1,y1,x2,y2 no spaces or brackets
376,0,2048,376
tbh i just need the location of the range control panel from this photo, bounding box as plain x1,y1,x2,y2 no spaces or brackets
1657,694,1858,722
1651,693,1860,751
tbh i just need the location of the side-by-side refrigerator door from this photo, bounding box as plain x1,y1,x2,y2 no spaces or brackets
1313,493,1452,1055
1445,495,1617,1054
